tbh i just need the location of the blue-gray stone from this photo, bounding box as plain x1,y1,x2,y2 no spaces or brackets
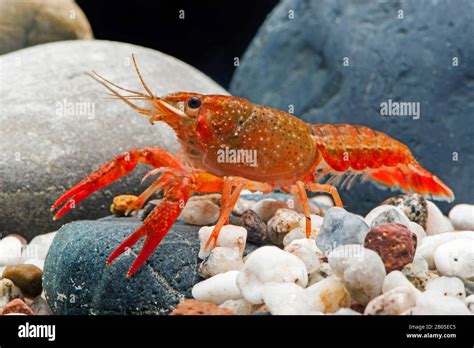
316,207,369,254
43,216,255,315
230,0,474,214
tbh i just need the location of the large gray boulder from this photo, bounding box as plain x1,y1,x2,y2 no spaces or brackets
231,0,474,214
0,40,227,240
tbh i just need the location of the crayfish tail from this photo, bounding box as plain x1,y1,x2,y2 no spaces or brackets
311,124,454,201
368,161,455,202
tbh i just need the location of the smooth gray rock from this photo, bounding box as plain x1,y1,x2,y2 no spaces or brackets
43,215,256,315
230,0,474,214
364,205,411,228
316,207,369,253
0,40,227,240
0,0,93,55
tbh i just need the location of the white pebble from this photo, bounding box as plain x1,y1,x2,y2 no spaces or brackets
364,286,417,315
328,245,386,305
282,214,324,246
297,214,324,236
263,282,312,315
311,195,334,208
181,200,220,225
425,201,454,235
192,270,241,305
415,231,474,269
236,246,308,304
425,276,466,300
4,313,27,316
326,244,358,278
22,231,57,260
284,238,323,273
465,295,474,313
0,236,24,266
410,257,430,272
449,204,474,231
305,276,351,313
382,271,421,297
0,278,23,307
199,247,244,278
412,291,471,315
408,222,426,244
267,209,303,246
434,239,474,279
283,228,307,247
332,308,362,315
22,258,45,271
232,198,256,216
267,209,302,234
252,199,288,222
308,262,334,286
287,196,321,215
198,225,247,260
219,299,255,315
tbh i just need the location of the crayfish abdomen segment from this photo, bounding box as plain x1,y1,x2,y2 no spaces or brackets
311,124,411,172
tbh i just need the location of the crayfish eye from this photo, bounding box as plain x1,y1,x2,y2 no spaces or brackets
187,97,202,109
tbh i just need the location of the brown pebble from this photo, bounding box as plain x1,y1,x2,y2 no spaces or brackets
2,264,43,298
189,193,222,206
364,223,417,273
170,299,234,315
110,195,138,217
0,298,34,315
241,209,268,244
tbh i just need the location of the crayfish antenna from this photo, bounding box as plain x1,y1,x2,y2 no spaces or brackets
87,71,152,117
131,54,155,100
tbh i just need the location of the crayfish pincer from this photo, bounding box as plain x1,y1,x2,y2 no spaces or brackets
51,55,454,277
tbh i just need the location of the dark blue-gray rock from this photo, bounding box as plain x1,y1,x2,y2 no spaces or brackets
316,207,369,253
43,215,255,315
230,0,474,214
0,40,227,240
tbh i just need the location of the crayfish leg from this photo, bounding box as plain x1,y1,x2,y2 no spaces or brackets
295,181,312,238
305,182,344,208
51,147,182,220
204,177,273,250
106,180,192,277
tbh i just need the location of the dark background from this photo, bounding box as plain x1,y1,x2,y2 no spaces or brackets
76,0,279,88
